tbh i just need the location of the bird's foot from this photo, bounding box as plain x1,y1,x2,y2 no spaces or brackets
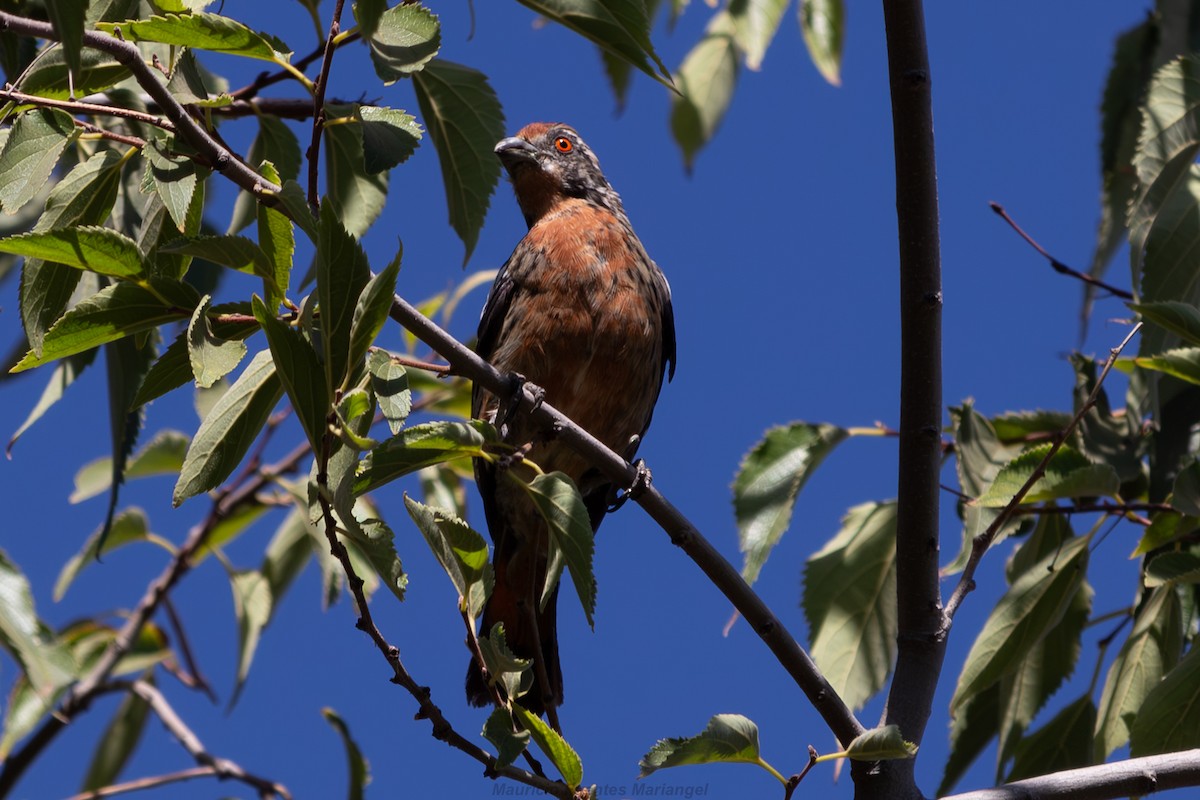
608,458,652,513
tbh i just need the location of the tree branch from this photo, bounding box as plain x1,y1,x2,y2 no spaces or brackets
879,2,945,796
942,749,1200,800
63,766,221,800
943,322,1142,621
386,295,866,747
305,0,346,213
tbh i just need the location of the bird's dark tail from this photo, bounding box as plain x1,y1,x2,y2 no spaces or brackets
466,578,561,716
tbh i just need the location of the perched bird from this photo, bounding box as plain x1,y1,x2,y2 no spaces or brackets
466,123,676,717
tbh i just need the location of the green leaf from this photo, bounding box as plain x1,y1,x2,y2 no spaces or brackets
1007,695,1096,782
516,472,595,626
7,351,96,455
347,265,400,391
12,279,198,372
1133,510,1200,556
324,109,388,238
990,410,1073,441
20,48,129,99
354,0,387,39
100,332,156,555
0,548,75,700
951,535,1090,715
0,109,77,213
97,13,291,61
356,420,496,494
939,683,1000,796
729,0,787,72
252,295,328,452
367,350,411,435
54,508,159,601
322,708,371,800
670,11,739,171
45,0,86,77
511,703,583,788
80,679,152,791
229,569,272,707
339,500,408,602
1095,586,1182,758
803,501,897,710
1145,551,1200,587
977,444,1120,507
1132,301,1200,347
843,725,917,762
70,430,189,504
229,117,302,235
597,0,663,110
639,714,761,777
412,59,505,263
1132,347,1200,386
734,422,847,584
799,0,844,85
316,203,372,393
362,3,441,82
358,106,423,174
173,349,283,504
483,708,530,768
160,234,277,290
187,295,248,389
403,495,491,618
1175,458,1200,516
143,135,205,232
1070,353,1144,484
256,161,294,310
1140,167,1200,337
134,306,258,405
276,179,319,242
0,226,146,278
1130,641,1200,756
518,0,672,87
1128,56,1200,303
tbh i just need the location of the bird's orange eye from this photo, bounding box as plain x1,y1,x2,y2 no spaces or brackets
554,137,573,153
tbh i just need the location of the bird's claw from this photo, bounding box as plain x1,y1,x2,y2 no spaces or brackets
497,373,546,437
608,459,652,513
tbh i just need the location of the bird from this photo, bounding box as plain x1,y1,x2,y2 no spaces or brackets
466,123,676,719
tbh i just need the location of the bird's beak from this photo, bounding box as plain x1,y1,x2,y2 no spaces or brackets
495,137,539,170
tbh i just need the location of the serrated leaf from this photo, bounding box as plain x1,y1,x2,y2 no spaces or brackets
1070,353,1144,484
160,234,278,291
97,13,291,61
54,508,159,601
229,569,272,707
1145,551,1200,587
70,429,189,504
316,203,372,393
1132,301,1200,347
1133,510,1200,556
173,349,282,504
134,306,257,406
367,350,411,435
1007,695,1096,782
45,0,86,77
412,59,505,263
951,535,1090,715
639,714,761,777
511,703,583,787
483,707,530,768
597,0,663,110
339,501,408,602
363,3,441,82
256,161,293,310
324,109,388,238
516,471,595,626
356,420,495,494
80,678,152,791
1175,458,1200,516
323,708,370,800
228,118,302,235
347,264,400,393
252,295,328,452
403,495,491,617
354,0,387,38
1129,641,1200,756
1140,165,1200,344
729,0,787,72
0,226,146,278
358,106,423,174
0,549,75,700
799,0,844,85
20,48,129,99
939,682,999,796
276,179,318,242
844,725,917,762
187,295,248,388
0,109,77,213
12,279,198,372
670,11,738,171
143,136,204,232
1132,347,1200,386
803,501,897,710
518,0,671,87
1096,586,1182,758
977,444,1120,507
735,422,847,584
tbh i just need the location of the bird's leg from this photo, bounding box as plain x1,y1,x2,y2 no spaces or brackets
607,436,652,512
496,372,546,439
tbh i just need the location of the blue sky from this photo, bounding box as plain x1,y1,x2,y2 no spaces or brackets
0,2,1179,799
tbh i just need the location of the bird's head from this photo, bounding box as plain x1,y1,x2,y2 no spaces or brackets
495,123,625,227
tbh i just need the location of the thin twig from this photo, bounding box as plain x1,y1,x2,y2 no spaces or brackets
385,294,866,747
63,766,217,800
229,32,360,100
161,595,216,703
0,87,176,130
306,0,347,213
944,322,1143,621
990,202,1134,300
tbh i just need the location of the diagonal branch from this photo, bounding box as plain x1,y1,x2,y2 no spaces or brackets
305,0,347,213
943,322,1143,621
386,295,866,748
63,766,225,800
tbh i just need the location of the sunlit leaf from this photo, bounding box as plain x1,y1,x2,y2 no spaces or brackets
54,508,161,601
516,471,595,625
362,2,441,82
799,0,844,85
0,549,75,700
404,495,491,618
356,420,495,494
229,569,272,707
639,714,761,777
97,12,292,60
358,106,423,174
1130,642,1200,756
323,708,371,800
252,295,328,453
0,226,147,278
483,707,530,768
367,350,411,435
187,295,248,389
324,108,388,238
670,11,738,171
844,725,917,762
1131,301,1200,347
0,109,77,213
512,703,583,788
977,444,1120,507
